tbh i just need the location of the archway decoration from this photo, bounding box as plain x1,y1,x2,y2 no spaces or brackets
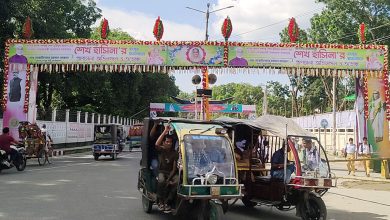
1,29,388,143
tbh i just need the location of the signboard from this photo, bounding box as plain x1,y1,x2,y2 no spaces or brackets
7,42,385,70
228,46,385,70
320,119,329,128
150,103,256,113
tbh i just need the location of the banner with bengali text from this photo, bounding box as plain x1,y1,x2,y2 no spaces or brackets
7,43,385,70
228,46,385,70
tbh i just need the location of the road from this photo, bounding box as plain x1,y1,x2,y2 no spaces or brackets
1,151,390,220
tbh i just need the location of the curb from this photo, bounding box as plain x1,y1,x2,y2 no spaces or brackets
336,176,390,183
52,147,91,157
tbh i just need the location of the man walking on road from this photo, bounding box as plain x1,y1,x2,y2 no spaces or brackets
359,137,373,177
344,138,357,176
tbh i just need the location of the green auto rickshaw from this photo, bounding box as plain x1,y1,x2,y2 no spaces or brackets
138,118,242,220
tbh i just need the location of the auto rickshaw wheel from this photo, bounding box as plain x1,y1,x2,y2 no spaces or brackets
241,196,257,208
142,194,153,213
197,200,224,220
299,194,327,220
37,149,46,166
94,154,99,161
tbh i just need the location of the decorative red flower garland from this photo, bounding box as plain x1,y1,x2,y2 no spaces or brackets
221,16,232,42
153,16,164,41
288,17,299,43
363,72,369,119
358,22,367,44
383,46,390,120
2,43,10,111
101,18,109,39
23,16,33,39
24,64,31,113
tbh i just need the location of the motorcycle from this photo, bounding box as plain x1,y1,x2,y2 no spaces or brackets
0,144,27,173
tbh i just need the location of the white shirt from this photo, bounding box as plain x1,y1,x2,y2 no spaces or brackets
345,143,356,154
305,147,319,170
360,143,372,154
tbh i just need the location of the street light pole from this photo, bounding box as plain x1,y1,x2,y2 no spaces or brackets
186,4,234,41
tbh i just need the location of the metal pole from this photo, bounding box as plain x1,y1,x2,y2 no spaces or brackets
194,86,198,120
332,75,337,155
205,3,210,41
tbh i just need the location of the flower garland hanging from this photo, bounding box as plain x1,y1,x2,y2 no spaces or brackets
153,16,164,41
2,44,10,111
221,16,233,42
22,16,33,39
101,18,110,39
358,22,367,44
23,64,31,113
288,17,299,43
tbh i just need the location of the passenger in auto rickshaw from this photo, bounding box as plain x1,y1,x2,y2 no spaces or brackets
270,142,295,183
155,125,179,213
302,138,319,171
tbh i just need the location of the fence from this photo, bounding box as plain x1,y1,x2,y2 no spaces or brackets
0,109,142,146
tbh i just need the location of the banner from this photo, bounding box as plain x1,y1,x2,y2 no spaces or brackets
150,103,256,113
167,45,224,66
355,77,366,143
8,41,385,70
8,43,167,65
228,46,385,70
3,44,28,139
366,76,390,157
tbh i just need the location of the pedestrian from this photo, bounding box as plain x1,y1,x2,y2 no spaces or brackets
359,137,373,177
344,138,357,176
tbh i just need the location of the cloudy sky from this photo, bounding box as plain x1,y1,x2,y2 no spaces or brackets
94,0,325,92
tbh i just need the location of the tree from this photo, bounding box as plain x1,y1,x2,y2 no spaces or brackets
212,83,263,114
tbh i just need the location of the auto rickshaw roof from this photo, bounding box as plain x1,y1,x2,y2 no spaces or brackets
214,115,313,138
170,121,224,134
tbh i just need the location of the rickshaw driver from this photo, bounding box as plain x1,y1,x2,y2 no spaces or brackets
271,143,295,183
155,125,179,212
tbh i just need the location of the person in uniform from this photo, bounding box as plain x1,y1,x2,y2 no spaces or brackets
359,137,373,177
344,138,357,176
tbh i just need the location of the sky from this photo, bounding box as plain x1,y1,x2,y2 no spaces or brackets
94,0,325,93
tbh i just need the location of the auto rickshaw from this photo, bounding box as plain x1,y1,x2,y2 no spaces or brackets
127,123,143,152
138,118,242,219
92,124,125,160
214,115,336,220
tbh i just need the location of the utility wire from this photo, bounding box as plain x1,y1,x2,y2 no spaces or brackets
228,6,324,39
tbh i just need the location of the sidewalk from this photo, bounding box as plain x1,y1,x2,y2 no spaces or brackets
52,145,92,156
328,154,390,183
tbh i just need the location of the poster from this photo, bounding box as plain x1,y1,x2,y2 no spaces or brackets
3,44,28,139
166,45,224,66
366,76,390,157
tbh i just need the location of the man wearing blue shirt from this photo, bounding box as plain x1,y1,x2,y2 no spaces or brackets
271,143,295,183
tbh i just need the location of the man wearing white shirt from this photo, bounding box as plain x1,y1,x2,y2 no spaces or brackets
344,138,357,176
359,137,373,177
302,139,319,171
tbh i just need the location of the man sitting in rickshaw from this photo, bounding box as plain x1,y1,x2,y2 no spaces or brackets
155,125,179,213
271,142,295,183
302,139,319,171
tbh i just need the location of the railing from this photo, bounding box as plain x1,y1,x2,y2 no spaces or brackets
0,108,142,145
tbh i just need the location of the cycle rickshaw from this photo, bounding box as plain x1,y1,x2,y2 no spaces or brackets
18,121,51,166
138,118,242,219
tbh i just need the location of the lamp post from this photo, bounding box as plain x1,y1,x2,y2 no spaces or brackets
259,84,268,115
186,3,234,41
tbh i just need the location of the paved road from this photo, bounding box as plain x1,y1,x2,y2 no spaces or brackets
1,151,390,220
